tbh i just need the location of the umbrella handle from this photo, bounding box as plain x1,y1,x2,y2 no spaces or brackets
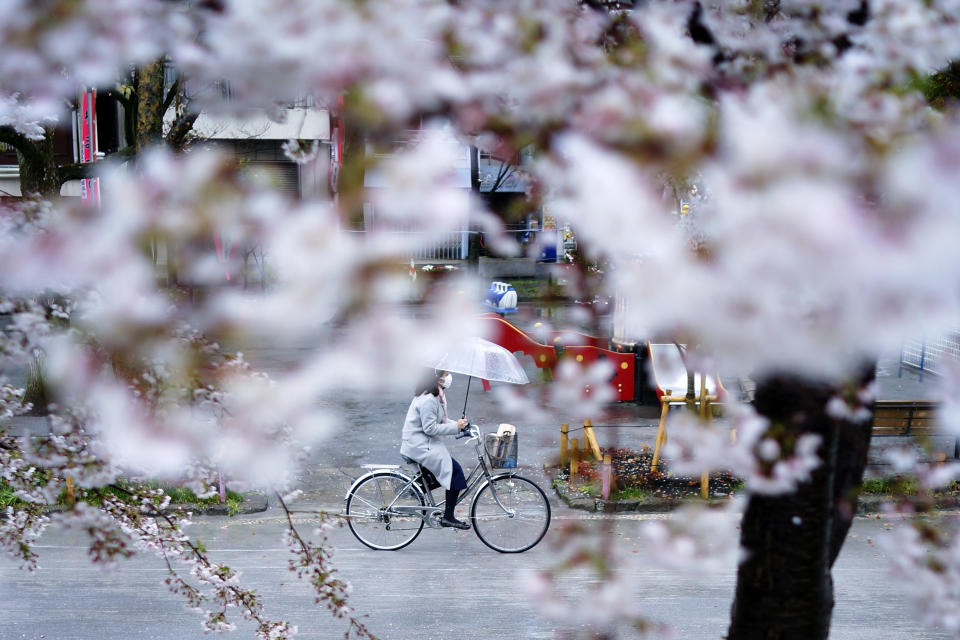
461,376,472,419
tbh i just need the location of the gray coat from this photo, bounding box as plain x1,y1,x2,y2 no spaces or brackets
400,392,460,490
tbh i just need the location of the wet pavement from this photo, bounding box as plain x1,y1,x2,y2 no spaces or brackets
2,508,956,640
4,308,960,639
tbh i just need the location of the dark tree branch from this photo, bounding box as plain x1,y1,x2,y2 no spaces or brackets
488,160,515,193
56,162,95,184
55,147,137,186
166,111,200,151
114,84,138,149
162,75,181,115
113,87,134,112
0,126,41,163
687,2,716,46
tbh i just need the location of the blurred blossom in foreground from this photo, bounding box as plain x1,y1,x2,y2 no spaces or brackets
881,519,960,634
522,521,673,638
0,0,170,127
638,500,744,575
936,362,960,436
547,359,615,421
664,403,822,496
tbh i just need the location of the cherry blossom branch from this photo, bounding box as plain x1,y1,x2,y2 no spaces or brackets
101,484,295,638
275,492,377,640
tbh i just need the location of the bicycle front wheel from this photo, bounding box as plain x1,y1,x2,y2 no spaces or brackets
346,471,425,551
470,475,550,553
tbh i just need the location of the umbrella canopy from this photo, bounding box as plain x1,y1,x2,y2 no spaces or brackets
433,337,529,384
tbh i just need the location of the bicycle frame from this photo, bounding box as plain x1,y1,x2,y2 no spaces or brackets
350,425,518,527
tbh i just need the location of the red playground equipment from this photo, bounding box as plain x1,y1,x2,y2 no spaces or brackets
478,313,727,404
478,313,637,401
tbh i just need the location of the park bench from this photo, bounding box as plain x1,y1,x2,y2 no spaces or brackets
871,401,938,436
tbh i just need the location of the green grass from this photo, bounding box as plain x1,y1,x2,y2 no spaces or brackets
609,486,655,501
507,279,547,299
83,481,245,510
579,481,599,496
0,479,245,513
860,476,920,496
0,483,18,509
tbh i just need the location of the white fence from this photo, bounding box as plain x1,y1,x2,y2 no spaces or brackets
901,332,960,375
350,229,470,261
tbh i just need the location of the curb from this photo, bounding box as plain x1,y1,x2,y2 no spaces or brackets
193,493,269,516
14,492,269,518
856,493,960,514
551,468,687,513
550,469,960,515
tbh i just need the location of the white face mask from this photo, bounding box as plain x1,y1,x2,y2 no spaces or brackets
440,373,453,389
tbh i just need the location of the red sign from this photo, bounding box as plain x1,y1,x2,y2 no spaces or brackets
79,89,100,206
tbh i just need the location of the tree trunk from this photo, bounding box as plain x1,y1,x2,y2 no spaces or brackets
339,91,368,229
728,368,875,640
135,59,166,152
14,127,59,199
134,58,177,285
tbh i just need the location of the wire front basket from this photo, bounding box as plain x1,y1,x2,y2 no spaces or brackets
484,432,518,469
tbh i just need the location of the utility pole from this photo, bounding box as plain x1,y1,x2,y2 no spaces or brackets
467,145,481,268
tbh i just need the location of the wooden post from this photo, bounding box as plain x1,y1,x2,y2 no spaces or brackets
583,419,603,461
569,439,581,480
560,423,569,465
65,475,75,507
651,389,671,473
699,374,709,499
601,454,613,500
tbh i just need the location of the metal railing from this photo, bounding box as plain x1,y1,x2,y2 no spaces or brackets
349,229,471,261
901,332,960,375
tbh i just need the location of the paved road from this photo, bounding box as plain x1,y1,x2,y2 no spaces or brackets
1,509,952,640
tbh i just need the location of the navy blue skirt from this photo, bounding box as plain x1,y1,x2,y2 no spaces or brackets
450,458,468,491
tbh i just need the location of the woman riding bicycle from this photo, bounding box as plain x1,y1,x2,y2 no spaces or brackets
400,368,471,530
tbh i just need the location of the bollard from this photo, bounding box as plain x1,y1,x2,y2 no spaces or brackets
583,419,603,461
651,389,671,473
699,374,709,499
65,475,75,507
601,454,613,500
560,423,570,465
570,439,581,480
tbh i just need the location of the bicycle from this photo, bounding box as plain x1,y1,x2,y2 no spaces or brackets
343,424,551,553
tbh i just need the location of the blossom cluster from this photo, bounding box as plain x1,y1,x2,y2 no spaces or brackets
0,0,170,132
880,519,960,634
663,403,823,496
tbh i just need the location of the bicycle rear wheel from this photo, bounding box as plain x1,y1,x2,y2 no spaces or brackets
346,471,425,551
470,475,550,553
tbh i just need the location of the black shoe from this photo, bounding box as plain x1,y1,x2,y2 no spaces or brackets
440,516,470,530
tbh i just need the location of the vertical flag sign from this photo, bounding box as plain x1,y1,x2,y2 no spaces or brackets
79,89,100,206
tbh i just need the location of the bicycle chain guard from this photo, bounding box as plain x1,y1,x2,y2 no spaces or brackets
426,508,444,529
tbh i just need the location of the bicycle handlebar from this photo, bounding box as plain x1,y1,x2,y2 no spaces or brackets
455,424,479,440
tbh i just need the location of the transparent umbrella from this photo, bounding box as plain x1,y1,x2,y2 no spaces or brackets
433,337,529,417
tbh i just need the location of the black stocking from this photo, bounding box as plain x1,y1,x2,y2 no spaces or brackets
444,489,460,519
